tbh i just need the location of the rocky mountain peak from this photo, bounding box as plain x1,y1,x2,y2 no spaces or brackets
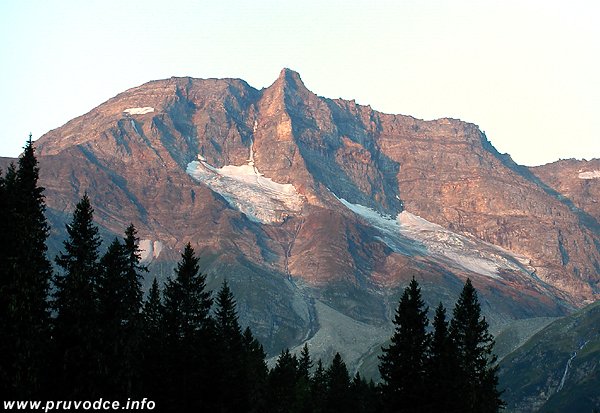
276,67,305,88
22,71,600,356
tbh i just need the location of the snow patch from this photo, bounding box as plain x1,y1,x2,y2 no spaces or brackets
124,107,154,115
139,239,164,263
186,141,304,223
336,197,531,279
578,170,600,180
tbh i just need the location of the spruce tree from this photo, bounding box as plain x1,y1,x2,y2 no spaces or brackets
267,349,300,413
325,353,352,413
425,302,461,413
12,136,53,396
0,138,53,397
53,193,102,398
96,230,144,397
310,359,327,413
296,343,313,413
298,343,313,381
350,372,381,413
118,224,145,395
163,243,212,343
0,165,15,394
450,279,503,413
0,167,6,393
162,243,213,410
214,280,246,412
122,224,146,319
0,166,17,392
242,327,268,413
379,277,430,413
96,239,129,395
140,278,165,401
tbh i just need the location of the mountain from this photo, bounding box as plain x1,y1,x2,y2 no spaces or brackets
8,68,599,366
499,301,600,412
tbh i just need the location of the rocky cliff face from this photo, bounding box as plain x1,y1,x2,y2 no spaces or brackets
531,158,600,226
28,69,599,362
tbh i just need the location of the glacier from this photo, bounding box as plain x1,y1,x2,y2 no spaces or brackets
336,197,534,279
186,142,304,224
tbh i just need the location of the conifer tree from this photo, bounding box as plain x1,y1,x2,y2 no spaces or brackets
450,279,503,413
267,349,300,413
379,277,430,413
96,239,129,395
296,343,313,413
214,280,246,412
325,353,352,413
242,327,268,413
162,243,213,409
12,136,53,396
140,278,165,400
122,224,146,319
0,138,53,397
425,302,460,413
163,243,212,343
143,278,163,331
0,167,7,393
310,359,327,413
53,193,102,398
350,372,381,413
0,166,16,394
0,141,50,396
298,343,313,381
95,229,144,397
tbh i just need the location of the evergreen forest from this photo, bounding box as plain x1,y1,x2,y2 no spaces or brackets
0,138,503,412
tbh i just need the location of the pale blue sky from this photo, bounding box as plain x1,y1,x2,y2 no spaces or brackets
1,0,598,166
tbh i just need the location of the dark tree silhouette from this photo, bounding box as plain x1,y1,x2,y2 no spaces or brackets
242,327,268,412
0,137,52,398
140,277,165,401
325,352,352,413
425,302,461,412
214,280,246,412
267,349,300,413
450,279,503,413
53,193,102,398
96,227,145,397
379,277,430,412
162,243,213,410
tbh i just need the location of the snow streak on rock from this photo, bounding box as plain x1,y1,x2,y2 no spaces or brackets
123,107,155,115
336,197,534,279
578,170,600,180
139,239,164,263
186,142,304,224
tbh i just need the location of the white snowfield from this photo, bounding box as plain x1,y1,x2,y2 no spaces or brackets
139,239,164,263
123,107,155,115
336,197,533,279
578,170,600,180
186,142,304,224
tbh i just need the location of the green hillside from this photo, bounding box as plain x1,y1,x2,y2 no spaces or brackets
499,301,600,412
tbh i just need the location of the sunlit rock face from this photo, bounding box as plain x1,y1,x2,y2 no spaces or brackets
26,68,599,364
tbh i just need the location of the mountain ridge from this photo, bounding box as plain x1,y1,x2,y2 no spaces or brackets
6,69,599,364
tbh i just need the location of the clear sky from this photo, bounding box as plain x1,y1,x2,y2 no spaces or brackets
1,0,598,166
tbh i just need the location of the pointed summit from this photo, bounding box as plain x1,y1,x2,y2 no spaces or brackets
278,67,301,81
271,68,309,94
